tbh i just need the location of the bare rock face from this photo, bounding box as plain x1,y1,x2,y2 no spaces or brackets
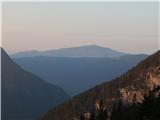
119,66,160,104
146,67,160,88
40,51,160,120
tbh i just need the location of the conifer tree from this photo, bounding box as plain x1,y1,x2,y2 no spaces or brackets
97,100,108,120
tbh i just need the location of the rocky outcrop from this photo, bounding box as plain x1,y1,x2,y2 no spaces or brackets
119,66,160,104
40,51,160,120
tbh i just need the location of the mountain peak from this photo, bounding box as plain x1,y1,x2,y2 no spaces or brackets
72,44,111,50
12,45,126,58
81,44,104,48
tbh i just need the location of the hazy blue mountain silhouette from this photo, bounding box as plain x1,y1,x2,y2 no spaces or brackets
14,54,147,96
12,45,126,58
1,48,70,120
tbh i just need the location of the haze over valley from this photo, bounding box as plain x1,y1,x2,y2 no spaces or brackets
2,2,159,120
12,45,148,96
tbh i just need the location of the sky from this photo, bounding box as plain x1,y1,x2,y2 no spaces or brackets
2,2,159,54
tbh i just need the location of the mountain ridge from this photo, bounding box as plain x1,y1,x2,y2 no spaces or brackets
1,48,70,120
11,45,127,58
13,54,148,96
39,50,160,120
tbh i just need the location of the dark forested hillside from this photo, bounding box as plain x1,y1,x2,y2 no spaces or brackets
40,51,160,120
110,86,160,120
1,48,70,120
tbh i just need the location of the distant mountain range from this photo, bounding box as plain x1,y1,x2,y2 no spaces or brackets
39,51,160,120
11,45,127,58
13,54,148,96
1,48,70,120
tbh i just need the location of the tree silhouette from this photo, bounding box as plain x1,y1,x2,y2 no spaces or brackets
141,86,160,120
80,113,85,120
79,86,160,120
111,86,160,120
96,100,108,120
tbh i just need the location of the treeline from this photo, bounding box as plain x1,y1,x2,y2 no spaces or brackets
79,86,160,120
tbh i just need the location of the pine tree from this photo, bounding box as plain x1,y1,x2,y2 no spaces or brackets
97,100,108,120
80,114,85,120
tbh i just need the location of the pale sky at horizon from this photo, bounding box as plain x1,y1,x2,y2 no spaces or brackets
2,2,159,54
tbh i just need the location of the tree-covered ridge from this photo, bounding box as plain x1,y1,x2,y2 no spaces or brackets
40,51,160,120
111,86,160,120
78,86,160,120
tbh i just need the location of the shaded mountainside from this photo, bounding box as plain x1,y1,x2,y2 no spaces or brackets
13,54,147,96
1,48,70,120
11,45,126,58
110,86,160,120
40,51,160,120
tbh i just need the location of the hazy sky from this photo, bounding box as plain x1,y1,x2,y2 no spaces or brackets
2,2,159,54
